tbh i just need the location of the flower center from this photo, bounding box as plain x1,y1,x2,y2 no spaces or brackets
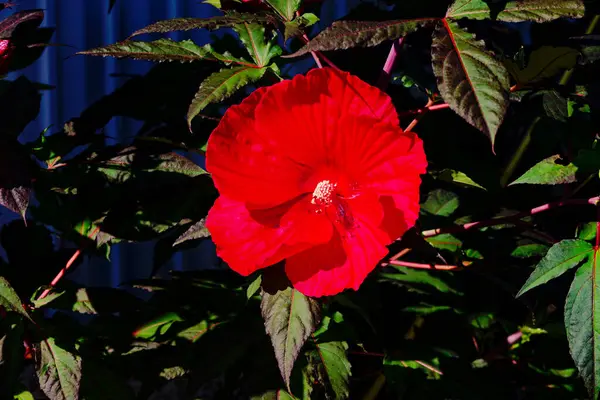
311,180,337,206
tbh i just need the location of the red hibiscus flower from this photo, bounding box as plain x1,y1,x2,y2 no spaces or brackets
205,67,427,297
0,39,13,76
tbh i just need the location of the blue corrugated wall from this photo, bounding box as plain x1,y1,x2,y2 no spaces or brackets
1,0,360,287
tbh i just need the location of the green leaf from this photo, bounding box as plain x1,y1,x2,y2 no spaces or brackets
127,12,277,38
173,218,210,246
510,242,550,258
261,286,321,389
133,312,184,340
287,19,436,57
432,20,510,147
307,341,351,399
564,247,600,398
247,275,262,300
517,239,593,296
510,149,600,186
187,66,267,127
36,338,82,400
176,320,216,342
78,39,252,64
510,155,579,185
447,0,585,22
265,0,300,21
13,391,34,400
0,277,32,322
435,169,486,190
284,13,320,42
381,266,461,294
234,23,282,67
421,189,459,217
505,46,580,85
578,222,597,241
426,233,463,252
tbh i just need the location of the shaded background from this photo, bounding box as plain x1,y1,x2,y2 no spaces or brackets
1,0,362,288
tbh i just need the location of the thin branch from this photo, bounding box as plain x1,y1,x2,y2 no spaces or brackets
389,247,412,262
35,226,101,302
422,196,600,238
301,33,323,68
377,38,403,91
405,98,433,132
314,50,341,71
36,249,82,301
384,260,460,271
399,102,449,118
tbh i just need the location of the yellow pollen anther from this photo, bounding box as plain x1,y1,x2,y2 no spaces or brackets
311,180,337,205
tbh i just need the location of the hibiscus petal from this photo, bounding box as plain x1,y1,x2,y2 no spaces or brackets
206,87,310,209
285,194,388,297
285,223,388,297
254,68,400,168
206,195,333,276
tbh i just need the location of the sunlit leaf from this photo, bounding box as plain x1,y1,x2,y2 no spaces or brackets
187,65,267,127
426,233,463,252
517,239,593,296
36,338,82,400
128,12,277,38
287,19,436,57
381,266,461,295
564,246,600,398
432,21,510,146
173,218,210,246
307,340,351,400
511,241,550,258
284,13,319,42
578,222,597,241
261,286,321,388
510,155,579,185
247,274,262,300
234,23,282,67
133,312,184,340
435,169,486,190
78,39,251,64
447,0,584,22
510,150,600,186
265,0,300,21
0,277,32,322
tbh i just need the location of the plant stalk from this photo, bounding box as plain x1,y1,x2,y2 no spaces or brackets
421,195,600,238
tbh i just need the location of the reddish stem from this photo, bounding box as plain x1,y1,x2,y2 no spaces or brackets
405,98,434,132
595,201,600,251
37,249,82,301
399,103,450,117
314,51,341,71
377,38,403,90
300,33,323,68
422,196,600,238
385,260,460,271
